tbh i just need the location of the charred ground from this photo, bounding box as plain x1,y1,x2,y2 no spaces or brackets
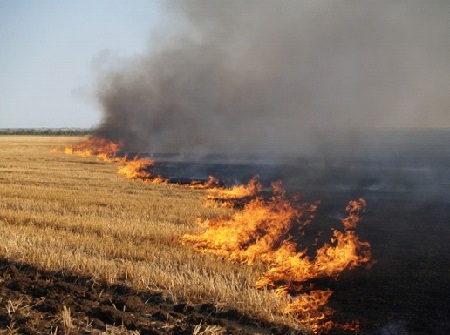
134,130,450,333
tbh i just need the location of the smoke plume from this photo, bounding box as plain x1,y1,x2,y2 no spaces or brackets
95,0,449,155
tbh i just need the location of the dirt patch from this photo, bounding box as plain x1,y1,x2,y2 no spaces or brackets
0,258,292,335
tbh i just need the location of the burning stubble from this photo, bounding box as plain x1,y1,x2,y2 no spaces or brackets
94,0,449,155
58,137,373,332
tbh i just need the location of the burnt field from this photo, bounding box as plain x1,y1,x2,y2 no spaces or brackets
147,130,450,334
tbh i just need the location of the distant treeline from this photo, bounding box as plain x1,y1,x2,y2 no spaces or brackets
0,128,95,136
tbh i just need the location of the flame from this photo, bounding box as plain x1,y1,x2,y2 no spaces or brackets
183,181,316,264
205,175,263,207
341,320,361,333
183,185,372,333
62,137,123,161
189,176,222,189
117,155,155,180
256,198,371,289
144,176,168,184
55,136,373,332
59,137,164,182
284,290,334,334
58,137,226,186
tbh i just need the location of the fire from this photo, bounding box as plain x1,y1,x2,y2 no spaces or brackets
256,198,371,288
183,181,316,264
55,136,373,332
59,137,162,182
58,137,226,187
62,137,123,160
182,184,372,333
117,155,155,180
284,290,334,334
204,175,263,207
144,176,168,184
189,176,222,190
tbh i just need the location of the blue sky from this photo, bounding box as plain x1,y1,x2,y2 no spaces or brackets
0,0,167,128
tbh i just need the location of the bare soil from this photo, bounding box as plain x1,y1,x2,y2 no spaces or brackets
0,258,292,335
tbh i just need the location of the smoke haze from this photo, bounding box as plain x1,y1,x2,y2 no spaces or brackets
95,0,449,154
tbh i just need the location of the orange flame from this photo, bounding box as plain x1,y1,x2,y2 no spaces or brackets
144,176,168,184
58,137,225,186
205,175,263,207
55,136,373,332
183,185,372,333
117,155,155,180
62,137,123,161
284,290,334,334
183,181,316,264
256,198,371,289
189,176,222,189
254,200,371,332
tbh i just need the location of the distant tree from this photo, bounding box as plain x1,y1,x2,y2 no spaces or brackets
0,128,95,136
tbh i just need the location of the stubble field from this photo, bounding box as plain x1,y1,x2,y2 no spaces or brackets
0,136,294,334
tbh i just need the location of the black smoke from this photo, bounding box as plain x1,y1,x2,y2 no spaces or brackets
95,0,450,155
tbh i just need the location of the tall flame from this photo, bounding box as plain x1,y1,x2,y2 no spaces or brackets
256,198,371,288
182,184,372,333
183,181,316,264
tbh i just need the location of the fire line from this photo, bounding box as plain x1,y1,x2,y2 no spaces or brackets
54,136,374,334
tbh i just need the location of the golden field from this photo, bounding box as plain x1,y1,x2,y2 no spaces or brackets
0,136,295,331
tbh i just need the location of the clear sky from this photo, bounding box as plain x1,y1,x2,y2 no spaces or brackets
0,0,166,128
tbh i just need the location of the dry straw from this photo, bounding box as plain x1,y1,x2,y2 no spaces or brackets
0,136,301,331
